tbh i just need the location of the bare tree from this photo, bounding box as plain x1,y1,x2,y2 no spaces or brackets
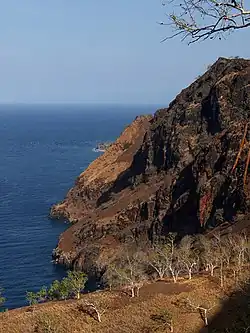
213,233,226,288
229,232,249,283
146,244,172,280
84,302,105,323
178,235,198,280
198,234,219,277
78,301,105,323
183,298,215,326
169,252,182,283
160,0,250,43
109,251,146,297
145,234,182,283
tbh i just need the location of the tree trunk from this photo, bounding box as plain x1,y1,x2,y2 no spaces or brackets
204,309,208,326
77,291,80,300
131,287,135,298
169,266,177,283
188,269,192,280
220,260,224,288
96,311,101,323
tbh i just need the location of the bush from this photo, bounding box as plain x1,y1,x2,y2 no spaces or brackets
0,288,5,307
150,309,173,332
35,313,61,333
27,271,88,304
123,142,132,150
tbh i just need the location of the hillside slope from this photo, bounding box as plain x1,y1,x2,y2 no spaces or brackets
1,277,247,333
51,57,250,272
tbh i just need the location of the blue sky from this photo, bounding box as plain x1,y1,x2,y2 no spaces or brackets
0,0,249,105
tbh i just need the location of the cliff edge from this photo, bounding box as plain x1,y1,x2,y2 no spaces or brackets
51,57,250,273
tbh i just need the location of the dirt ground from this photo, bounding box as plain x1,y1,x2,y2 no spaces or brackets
1,276,242,333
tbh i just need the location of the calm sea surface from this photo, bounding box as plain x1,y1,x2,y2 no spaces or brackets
0,104,157,309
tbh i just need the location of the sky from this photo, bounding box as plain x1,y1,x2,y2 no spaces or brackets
0,0,249,105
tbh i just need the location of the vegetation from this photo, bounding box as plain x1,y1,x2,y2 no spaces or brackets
35,313,61,333
0,232,249,332
0,287,5,307
104,250,146,297
26,270,87,306
123,141,132,150
149,309,174,332
160,0,250,43
105,231,249,292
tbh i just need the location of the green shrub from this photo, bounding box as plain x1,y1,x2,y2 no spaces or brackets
0,288,5,307
123,142,132,150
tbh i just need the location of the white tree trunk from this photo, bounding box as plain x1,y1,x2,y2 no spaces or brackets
169,266,178,283
210,265,215,277
220,260,224,288
96,311,101,323
204,309,208,326
131,287,135,298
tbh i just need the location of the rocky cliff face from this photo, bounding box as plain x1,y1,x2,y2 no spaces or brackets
51,57,250,274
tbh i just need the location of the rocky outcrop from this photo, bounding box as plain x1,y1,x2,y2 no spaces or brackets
51,115,152,223
51,57,250,273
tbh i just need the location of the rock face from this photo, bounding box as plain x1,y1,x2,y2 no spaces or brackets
51,57,250,273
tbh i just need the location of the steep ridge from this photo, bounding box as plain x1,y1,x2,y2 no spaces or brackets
51,57,250,274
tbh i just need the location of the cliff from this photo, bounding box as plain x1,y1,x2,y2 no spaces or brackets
51,57,250,273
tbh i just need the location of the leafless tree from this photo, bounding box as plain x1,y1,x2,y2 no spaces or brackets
146,244,172,279
79,301,105,323
169,251,183,283
160,0,250,43
228,232,249,283
108,251,146,297
166,233,183,283
213,232,227,288
178,235,198,280
198,234,219,277
184,297,215,326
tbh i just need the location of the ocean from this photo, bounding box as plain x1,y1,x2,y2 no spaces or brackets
0,104,157,309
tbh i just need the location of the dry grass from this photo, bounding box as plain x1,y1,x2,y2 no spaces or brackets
0,276,246,333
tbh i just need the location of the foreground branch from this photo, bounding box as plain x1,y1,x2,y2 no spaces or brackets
161,0,250,43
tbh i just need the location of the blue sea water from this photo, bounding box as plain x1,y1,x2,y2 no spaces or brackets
0,104,157,309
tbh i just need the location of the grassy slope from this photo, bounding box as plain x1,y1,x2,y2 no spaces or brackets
1,276,242,333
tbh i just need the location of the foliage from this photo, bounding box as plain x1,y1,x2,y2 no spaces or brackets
160,0,250,43
123,141,132,150
47,279,70,301
64,271,87,300
26,270,88,305
26,291,39,306
0,288,5,306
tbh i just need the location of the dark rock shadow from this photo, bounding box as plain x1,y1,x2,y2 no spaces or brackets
200,280,250,333
201,88,221,135
96,144,149,206
161,163,202,237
